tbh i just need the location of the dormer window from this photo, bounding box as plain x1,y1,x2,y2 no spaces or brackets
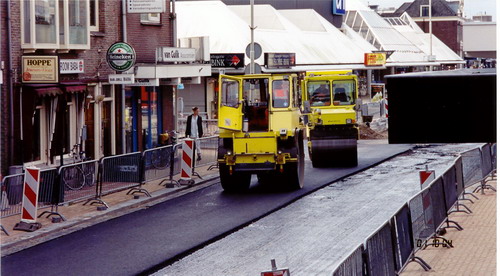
420,5,430,17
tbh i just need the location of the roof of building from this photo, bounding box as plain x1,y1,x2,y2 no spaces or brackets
392,0,458,17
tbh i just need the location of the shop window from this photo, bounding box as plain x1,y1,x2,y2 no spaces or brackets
22,0,90,50
272,80,290,108
141,13,161,24
420,5,430,17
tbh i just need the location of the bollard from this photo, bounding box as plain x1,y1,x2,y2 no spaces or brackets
14,167,42,232
179,139,195,186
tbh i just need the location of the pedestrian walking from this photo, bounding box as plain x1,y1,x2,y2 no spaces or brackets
185,107,203,161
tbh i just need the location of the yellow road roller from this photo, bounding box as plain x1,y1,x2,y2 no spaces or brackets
302,71,359,167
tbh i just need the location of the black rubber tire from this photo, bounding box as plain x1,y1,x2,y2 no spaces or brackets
219,163,251,193
283,131,305,190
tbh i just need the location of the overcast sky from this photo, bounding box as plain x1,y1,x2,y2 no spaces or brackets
363,0,497,20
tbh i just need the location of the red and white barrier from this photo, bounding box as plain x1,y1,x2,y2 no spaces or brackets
21,167,41,222
180,139,195,185
384,98,389,118
419,170,435,189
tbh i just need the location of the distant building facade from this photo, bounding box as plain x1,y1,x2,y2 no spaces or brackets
381,0,464,57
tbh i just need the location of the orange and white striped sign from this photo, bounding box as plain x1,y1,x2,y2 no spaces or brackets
181,139,194,181
21,167,41,223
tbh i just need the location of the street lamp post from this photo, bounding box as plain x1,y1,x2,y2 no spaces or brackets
250,0,255,74
429,0,433,71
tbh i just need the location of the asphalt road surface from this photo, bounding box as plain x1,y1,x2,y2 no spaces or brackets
155,144,478,275
2,141,412,276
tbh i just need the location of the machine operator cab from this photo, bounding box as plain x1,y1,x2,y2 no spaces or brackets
218,74,301,133
217,74,305,192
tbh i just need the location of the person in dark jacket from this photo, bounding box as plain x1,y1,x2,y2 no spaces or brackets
185,107,203,160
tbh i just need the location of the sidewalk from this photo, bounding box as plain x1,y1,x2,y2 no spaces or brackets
401,180,497,276
0,164,220,257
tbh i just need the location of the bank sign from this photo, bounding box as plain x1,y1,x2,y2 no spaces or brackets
210,54,245,68
333,0,346,15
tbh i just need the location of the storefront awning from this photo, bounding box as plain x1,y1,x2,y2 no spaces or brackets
63,85,87,94
35,86,64,97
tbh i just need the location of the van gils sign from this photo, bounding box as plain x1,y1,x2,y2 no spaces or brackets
157,47,196,62
22,56,59,83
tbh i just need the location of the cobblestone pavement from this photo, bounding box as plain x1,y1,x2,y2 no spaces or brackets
401,180,497,276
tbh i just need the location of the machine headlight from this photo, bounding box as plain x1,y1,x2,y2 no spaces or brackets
346,119,352,124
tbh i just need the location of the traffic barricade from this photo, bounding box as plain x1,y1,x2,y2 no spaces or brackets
1,173,24,218
193,136,219,171
143,144,178,187
99,152,149,201
364,221,397,276
331,244,364,276
391,203,430,272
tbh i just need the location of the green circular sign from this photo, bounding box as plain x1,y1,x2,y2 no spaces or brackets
106,42,136,72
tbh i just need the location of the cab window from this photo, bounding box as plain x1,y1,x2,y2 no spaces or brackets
307,81,331,106
272,80,290,108
221,79,239,108
332,80,356,105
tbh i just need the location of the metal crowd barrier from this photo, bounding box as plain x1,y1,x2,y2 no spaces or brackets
177,118,219,136
193,136,218,171
474,144,497,194
1,173,24,218
98,152,150,202
331,244,364,276
57,160,99,205
364,222,397,276
143,144,178,187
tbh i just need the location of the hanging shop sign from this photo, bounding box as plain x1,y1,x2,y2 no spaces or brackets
333,0,346,15
264,53,296,69
364,53,387,66
60,59,84,74
127,0,165,13
106,42,136,72
156,47,196,62
210,54,245,68
22,56,59,83
108,74,135,84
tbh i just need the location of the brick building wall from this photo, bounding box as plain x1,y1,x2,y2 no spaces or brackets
1,0,174,174
418,20,463,55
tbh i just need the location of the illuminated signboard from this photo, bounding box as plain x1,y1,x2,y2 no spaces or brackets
364,53,387,66
22,56,59,83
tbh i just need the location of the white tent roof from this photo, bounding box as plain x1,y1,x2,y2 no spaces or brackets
176,2,373,70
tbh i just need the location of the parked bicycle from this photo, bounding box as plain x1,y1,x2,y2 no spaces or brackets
62,144,96,191
148,131,177,170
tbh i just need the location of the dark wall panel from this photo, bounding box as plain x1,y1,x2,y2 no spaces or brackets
386,69,496,143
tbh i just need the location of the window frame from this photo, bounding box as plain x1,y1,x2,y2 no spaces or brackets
89,0,99,32
21,0,91,50
420,5,430,17
272,79,290,109
221,79,240,108
141,13,161,25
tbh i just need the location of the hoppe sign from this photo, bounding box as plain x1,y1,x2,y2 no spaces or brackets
106,42,136,72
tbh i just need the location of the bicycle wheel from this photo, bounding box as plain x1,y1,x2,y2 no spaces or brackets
151,148,170,169
82,163,96,187
62,166,86,191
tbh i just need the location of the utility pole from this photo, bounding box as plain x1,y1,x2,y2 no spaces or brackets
429,0,433,71
250,0,255,74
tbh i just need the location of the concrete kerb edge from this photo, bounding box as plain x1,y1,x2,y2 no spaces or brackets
1,173,221,257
